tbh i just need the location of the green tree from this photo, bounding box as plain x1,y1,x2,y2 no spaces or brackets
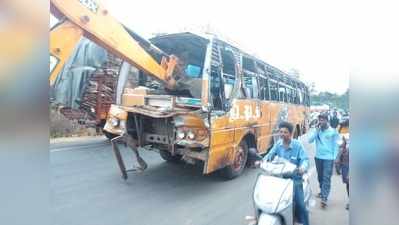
311,89,349,111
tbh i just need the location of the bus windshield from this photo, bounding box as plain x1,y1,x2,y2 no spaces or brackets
116,33,208,104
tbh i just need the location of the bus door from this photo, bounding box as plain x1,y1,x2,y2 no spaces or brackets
257,74,272,153
206,45,237,173
231,57,261,147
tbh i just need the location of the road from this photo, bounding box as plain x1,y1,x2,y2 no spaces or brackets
51,133,348,225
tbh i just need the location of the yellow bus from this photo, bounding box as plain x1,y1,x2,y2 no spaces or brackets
104,32,310,179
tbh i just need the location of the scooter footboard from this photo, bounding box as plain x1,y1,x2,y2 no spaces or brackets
258,213,282,225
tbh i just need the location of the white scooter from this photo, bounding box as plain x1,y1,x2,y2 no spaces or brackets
252,157,313,225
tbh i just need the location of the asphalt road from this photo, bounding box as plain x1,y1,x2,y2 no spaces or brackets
51,133,348,225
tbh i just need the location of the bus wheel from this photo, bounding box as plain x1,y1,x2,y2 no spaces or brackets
222,140,248,179
159,150,182,163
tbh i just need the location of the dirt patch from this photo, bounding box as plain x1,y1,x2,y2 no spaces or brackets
50,105,98,138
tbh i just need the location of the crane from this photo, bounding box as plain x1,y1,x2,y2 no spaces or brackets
50,0,179,90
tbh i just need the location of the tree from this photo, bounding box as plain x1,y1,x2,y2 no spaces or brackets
310,89,349,111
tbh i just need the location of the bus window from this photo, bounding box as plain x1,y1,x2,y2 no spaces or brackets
270,81,278,101
255,62,266,74
243,72,258,98
221,49,235,75
242,56,256,73
243,72,252,98
293,89,299,104
210,65,224,110
258,76,269,100
265,79,270,100
242,56,258,98
220,47,236,100
258,76,265,100
279,85,287,102
286,88,290,103
252,76,259,98
288,88,294,103
298,90,302,104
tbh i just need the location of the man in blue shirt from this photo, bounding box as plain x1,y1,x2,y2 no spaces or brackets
308,113,339,208
264,121,310,225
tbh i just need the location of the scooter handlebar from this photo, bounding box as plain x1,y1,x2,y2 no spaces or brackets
260,158,298,177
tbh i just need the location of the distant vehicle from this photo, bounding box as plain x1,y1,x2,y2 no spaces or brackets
310,104,329,112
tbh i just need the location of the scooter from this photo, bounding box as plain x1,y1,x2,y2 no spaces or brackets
251,157,313,225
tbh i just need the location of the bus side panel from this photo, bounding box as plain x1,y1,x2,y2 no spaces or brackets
231,99,259,156
268,103,284,145
205,100,309,174
256,101,273,154
287,105,298,132
287,105,308,135
205,116,235,174
205,99,258,173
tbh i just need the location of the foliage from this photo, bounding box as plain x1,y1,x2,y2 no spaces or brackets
311,89,349,111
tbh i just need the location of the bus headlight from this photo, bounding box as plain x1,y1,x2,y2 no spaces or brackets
176,129,186,139
111,117,119,127
187,130,195,140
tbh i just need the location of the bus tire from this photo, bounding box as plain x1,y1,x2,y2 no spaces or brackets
159,150,182,163
221,140,248,179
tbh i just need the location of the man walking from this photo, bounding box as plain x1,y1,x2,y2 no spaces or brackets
330,111,340,129
309,113,339,208
265,121,310,225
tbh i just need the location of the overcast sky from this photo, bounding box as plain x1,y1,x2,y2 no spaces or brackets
53,0,366,94
100,0,350,94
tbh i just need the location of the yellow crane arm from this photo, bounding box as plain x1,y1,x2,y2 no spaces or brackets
50,20,83,85
49,0,177,89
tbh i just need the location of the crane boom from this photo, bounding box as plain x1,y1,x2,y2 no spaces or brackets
49,0,178,89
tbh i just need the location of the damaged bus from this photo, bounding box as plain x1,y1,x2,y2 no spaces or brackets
104,32,310,179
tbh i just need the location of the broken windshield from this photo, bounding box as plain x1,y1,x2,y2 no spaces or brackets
151,33,207,77
152,33,208,99
116,33,208,102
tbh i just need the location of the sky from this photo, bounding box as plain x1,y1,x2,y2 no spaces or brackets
99,0,350,94
57,0,399,95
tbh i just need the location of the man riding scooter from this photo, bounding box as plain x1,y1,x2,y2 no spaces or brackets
252,121,310,225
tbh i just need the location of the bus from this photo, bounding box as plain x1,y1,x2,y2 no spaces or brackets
104,32,310,179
